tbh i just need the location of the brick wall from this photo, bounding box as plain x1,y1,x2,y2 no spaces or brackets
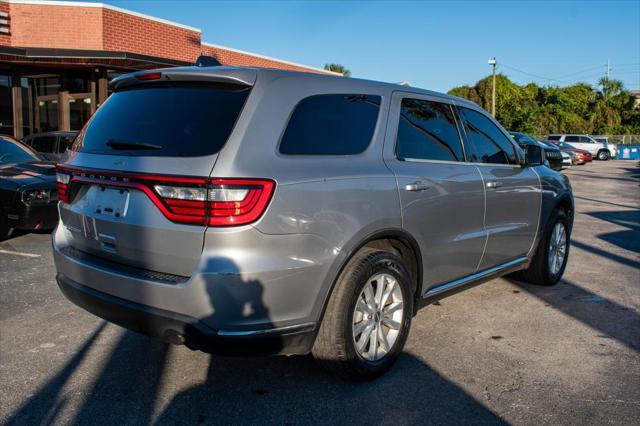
201,44,327,74
5,2,103,49
0,0,333,74
0,1,10,46
102,8,200,63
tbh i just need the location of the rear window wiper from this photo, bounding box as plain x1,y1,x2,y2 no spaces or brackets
106,139,163,150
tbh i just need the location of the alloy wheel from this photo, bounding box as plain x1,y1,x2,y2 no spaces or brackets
352,273,404,361
548,222,567,275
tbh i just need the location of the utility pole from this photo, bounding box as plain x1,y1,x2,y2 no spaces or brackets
488,57,497,116
606,59,611,79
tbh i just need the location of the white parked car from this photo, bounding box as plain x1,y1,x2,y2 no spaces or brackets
547,134,617,160
561,151,572,168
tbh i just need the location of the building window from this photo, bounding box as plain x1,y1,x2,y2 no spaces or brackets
0,75,12,135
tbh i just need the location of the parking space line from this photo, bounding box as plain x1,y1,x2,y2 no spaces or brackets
0,249,41,258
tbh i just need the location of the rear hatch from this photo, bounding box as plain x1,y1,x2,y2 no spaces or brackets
56,68,255,277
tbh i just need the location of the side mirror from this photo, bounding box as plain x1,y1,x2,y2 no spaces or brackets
523,144,544,167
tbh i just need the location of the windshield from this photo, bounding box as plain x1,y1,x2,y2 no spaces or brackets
510,132,539,145
0,137,43,164
556,142,577,150
71,83,251,157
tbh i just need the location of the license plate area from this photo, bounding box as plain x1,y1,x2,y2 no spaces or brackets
94,186,130,219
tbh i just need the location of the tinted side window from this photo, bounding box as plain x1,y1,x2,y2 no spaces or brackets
29,136,57,153
396,99,464,162
459,108,517,165
547,135,560,141
565,135,579,143
279,94,380,155
579,136,593,143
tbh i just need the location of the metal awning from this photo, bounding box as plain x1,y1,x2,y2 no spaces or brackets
0,46,192,70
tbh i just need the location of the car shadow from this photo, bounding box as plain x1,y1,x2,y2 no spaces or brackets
6,257,505,425
510,278,640,353
583,209,640,255
0,228,53,243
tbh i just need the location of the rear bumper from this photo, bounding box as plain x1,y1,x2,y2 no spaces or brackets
57,273,316,355
7,202,58,230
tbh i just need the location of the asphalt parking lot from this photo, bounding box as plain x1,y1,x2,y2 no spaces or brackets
1,160,638,425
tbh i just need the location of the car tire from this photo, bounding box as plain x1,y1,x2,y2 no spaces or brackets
0,207,13,241
510,209,570,286
597,150,610,161
312,248,413,380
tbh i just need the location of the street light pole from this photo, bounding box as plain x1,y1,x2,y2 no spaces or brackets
488,57,497,116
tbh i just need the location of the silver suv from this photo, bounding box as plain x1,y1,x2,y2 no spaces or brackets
547,134,617,160
53,67,573,379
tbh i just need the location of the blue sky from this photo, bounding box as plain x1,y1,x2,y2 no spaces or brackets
100,0,639,92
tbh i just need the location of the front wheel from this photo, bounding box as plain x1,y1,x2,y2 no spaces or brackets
510,209,570,286
597,150,610,161
312,248,413,380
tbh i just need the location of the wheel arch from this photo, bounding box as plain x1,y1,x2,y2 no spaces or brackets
317,228,424,325
555,195,574,233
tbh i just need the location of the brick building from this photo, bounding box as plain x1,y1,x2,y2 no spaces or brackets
0,0,337,138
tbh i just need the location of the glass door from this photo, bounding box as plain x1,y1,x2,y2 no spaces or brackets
68,96,93,131
36,96,59,132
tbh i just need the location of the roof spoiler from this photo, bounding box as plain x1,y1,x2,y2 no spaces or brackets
109,67,257,91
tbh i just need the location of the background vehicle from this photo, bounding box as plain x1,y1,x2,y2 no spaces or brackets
539,140,571,169
548,134,616,160
53,67,573,379
0,135,58,240
23,131,77,162
510,131,563,171
547,140,593,164
591,136,618,158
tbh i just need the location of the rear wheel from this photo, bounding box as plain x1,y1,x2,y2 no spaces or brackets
0,207,13,241
511,209,570,286
312,248,413,380
597,150,610,161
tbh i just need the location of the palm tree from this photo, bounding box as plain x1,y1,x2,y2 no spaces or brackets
592,77,627,132
323,63,351,77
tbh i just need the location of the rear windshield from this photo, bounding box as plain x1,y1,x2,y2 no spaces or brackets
71,84,250,157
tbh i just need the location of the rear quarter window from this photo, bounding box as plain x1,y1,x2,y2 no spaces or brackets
28,136,57,153
71,83,250,157
279,94,381,155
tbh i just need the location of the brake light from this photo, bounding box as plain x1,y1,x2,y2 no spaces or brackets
207,179,275,226
152,179,275,226
55,168,71,203
55,166,275,227
135,72,162,80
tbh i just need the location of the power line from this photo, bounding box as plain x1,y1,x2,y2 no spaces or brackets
499,63,575,84
552,64,605,79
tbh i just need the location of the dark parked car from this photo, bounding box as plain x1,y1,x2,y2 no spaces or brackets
0,135,58,240
509,131,563,171
22,131,77,162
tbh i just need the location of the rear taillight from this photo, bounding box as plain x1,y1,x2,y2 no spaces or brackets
152,179,275,226
55,166,275,227
207,179,275,226
55,168,71,203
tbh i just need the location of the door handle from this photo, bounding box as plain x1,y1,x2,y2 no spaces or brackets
405,182,431,192
486,180,503,189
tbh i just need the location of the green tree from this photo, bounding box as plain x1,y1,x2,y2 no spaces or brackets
323,63,351,77
448,75,640,135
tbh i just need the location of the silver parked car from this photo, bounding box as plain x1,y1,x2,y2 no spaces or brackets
53,67,573,379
